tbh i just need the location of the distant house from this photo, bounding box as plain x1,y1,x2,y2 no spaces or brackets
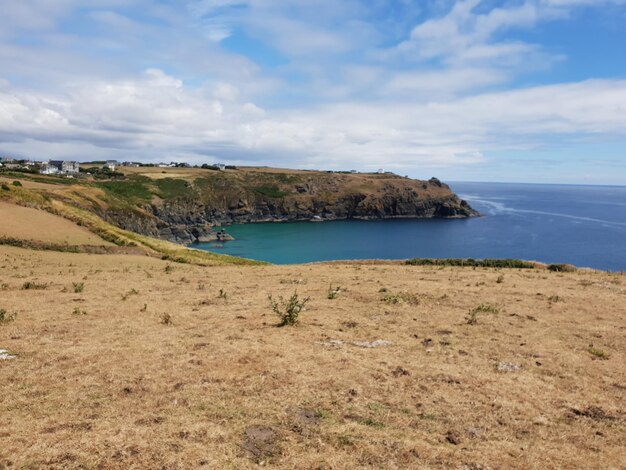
104,160,117,171
216,163,226,171
40,160,80,175
377,169,384,174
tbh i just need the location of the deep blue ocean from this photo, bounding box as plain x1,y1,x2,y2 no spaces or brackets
194,182,626,271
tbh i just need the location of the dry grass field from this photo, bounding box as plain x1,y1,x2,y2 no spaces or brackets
0,202,113,246
1,245,624,469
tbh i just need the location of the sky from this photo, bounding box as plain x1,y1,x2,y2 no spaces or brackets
1,0,626,184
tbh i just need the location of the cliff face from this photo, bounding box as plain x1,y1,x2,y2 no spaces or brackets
97,169,479,244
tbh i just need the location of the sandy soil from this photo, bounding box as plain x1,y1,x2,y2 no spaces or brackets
0,202,112,246
0,245,624,469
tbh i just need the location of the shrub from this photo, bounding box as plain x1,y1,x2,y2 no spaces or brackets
381,291,419,305
21,281,47,290
12,180,22,187
160,312,172,325
496,274,505,284
327,284,342,299
466,303,499,325
218,289,227,299
269,291,310,326
72,307,87,315
0,309,17,324
548,263,576,273
405,258,535,269
588,345,609,360
121,288,139,300
1,184,10,191
73,282,85,293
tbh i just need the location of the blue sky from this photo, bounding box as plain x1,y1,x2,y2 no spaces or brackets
1,0,626,184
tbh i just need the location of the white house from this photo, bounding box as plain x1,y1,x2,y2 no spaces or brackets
104,160,117,171
216,163,226,171
40,160,80,175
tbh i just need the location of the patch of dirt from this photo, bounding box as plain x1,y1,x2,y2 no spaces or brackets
243,426,280,462
568,406,618,421
293,408,322,425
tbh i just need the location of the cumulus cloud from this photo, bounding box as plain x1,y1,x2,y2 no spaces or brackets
0,0,625,181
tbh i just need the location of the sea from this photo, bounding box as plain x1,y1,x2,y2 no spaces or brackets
194,182,626,271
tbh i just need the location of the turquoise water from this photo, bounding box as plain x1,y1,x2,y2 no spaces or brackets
194,182,626,271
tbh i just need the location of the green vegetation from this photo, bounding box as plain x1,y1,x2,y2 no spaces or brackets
327,284,342,299
253,184,287,198
154,178,190,199
466,303,500,325
381,291,419,305
548,263,577,272
269,291,310,326
73,282,85,293
1,184,9,191
12,181,22,187
21,281,47,290
406,258,535,269
97,179,152,201
587,345,609,360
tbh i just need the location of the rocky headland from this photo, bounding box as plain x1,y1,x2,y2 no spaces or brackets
97,169,479,244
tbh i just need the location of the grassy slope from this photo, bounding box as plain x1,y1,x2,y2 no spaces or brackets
0,182,264,266
0,246,624,469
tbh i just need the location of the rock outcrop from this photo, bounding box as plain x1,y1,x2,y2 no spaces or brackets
100,170,479,244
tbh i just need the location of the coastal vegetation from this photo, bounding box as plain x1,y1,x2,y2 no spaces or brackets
405,258,536,268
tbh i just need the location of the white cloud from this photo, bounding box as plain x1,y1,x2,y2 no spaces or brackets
0,0,625,181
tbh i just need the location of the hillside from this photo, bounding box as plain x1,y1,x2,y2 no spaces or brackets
0,245,624,469
1,167,478,244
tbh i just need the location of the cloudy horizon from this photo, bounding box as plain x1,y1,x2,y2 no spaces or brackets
1,0,626,184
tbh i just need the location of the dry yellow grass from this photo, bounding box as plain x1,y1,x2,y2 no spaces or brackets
0,245,624,469
0,201,113,246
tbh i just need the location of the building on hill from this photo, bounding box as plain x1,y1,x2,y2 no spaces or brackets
40,160,80,175
104,160,117,171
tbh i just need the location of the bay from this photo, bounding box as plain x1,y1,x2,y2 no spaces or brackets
194,182,626,271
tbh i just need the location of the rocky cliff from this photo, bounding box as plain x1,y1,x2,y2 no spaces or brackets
95,168,479,244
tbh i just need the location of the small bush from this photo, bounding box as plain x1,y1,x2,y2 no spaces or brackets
465,309,479,325
588,345,609,360
72,307,87,316
0,184,9,191
381,291,419,305
21,281,47,290
73,282,85,293
12,180,22,187
160,312,172,325
466,303,499,325
164,264,173,274
121,288,139,300
269,291,310,326
0,309,17,324
217,289,227,299
548,264,576,273
496,274,505,284
327,284,342,299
